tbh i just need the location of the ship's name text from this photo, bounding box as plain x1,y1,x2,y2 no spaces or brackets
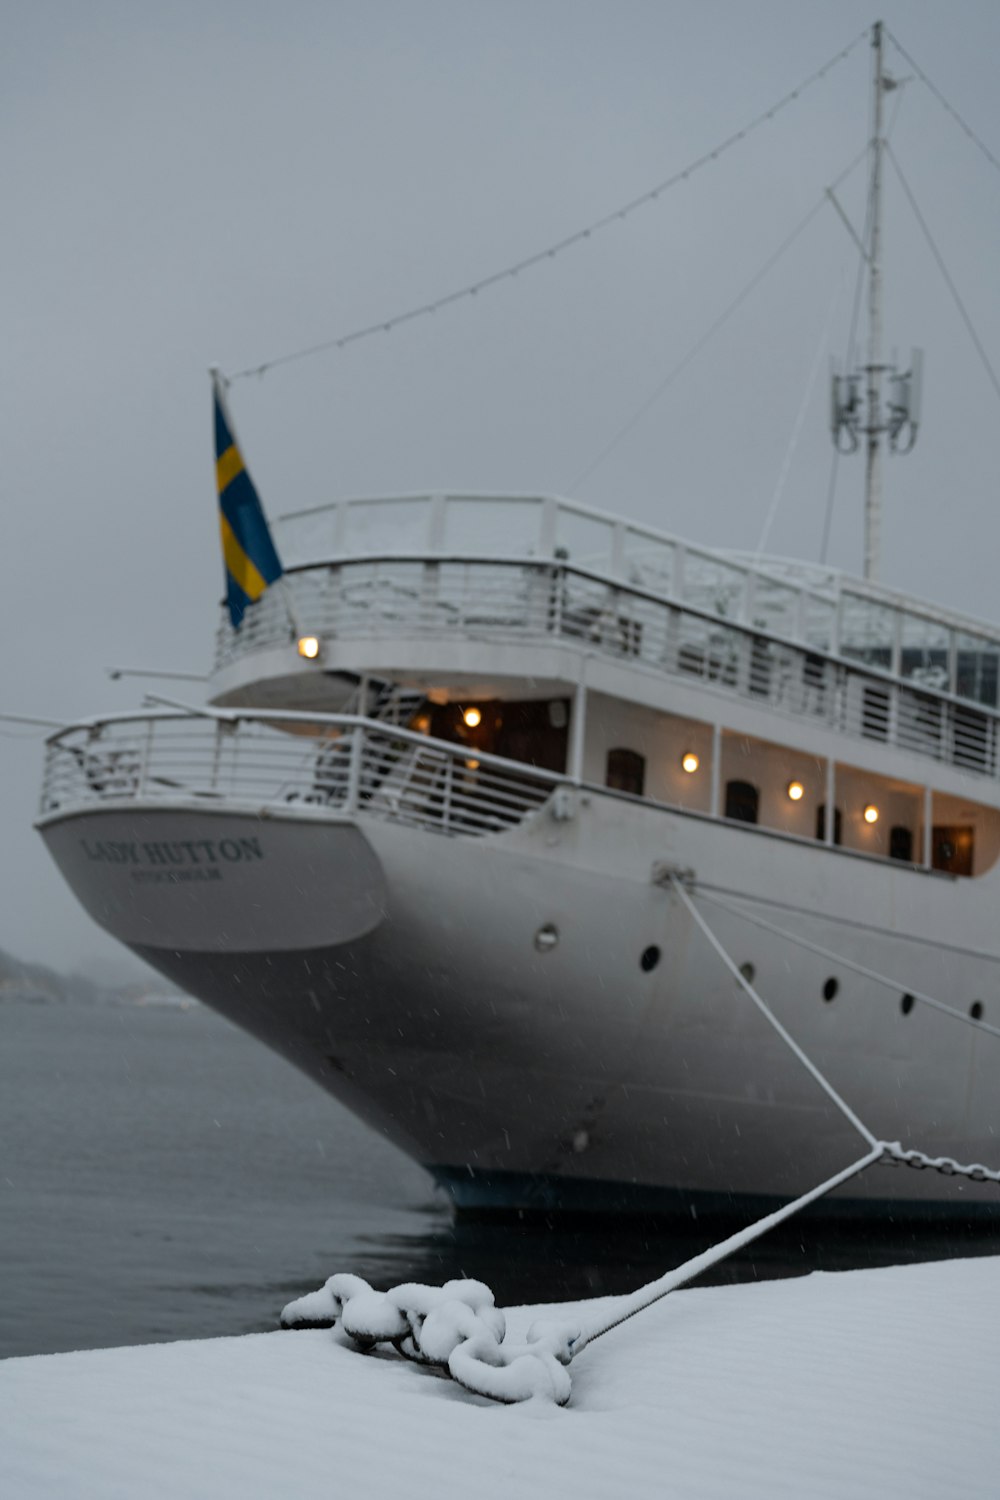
79,836,265,867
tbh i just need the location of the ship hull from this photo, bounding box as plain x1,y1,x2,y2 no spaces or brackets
39,793,1000,1217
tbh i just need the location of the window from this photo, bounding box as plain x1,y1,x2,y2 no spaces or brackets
889,826,914,862
816,804,843,845
933,825,974,877
725,779,759,824
606,748,646,797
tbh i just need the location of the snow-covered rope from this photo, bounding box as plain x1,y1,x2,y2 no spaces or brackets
695,886,1000,1041
280,1145,883,1406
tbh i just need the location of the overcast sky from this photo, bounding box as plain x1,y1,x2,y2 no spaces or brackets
3,0,999,976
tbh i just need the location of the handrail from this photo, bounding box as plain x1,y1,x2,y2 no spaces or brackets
270,489,1000,644
38,712,561,840
38,707,1000,881
210,556,1000,786
266,552,1000,714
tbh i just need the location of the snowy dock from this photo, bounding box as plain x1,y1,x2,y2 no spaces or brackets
3,1256,998,1499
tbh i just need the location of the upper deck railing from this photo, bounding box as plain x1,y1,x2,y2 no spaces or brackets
212,561,1000,790
39,712,559,837
256,491,1000,708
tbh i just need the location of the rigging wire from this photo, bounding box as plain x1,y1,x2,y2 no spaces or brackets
755,277,843,560
567,147,867,493
885,28,1000,179
224,29,868,384
884,140,1000,406
819,150,873,564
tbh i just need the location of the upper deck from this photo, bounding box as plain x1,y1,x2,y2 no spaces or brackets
208,491,1000,789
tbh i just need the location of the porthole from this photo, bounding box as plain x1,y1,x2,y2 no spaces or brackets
822,977,839,1002
739,962,756,984
640,945,661,973
534,923,559,954
901,993,915,1016
971,1000,984,1021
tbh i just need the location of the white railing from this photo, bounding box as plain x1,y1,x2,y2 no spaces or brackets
39,713,559,839
265,492,1000,695
213,557,1000,783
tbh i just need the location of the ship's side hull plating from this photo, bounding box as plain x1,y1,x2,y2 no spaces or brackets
39,793,1000,1215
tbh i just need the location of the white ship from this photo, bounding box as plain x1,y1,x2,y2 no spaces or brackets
36,26,1000,1217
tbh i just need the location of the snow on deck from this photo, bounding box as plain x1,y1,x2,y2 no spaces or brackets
3,1257,998,1499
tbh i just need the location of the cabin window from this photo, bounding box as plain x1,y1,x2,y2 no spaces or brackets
889,826,914,862
816,804,843,845
606,748,646,797
725,779,759,824
933,825,974,877
427,697,569,773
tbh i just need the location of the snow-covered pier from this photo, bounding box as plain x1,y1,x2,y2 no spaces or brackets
3,1256,998,1499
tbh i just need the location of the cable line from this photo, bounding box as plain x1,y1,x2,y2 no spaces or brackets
568,147,867,492
886,28,1000,179
885,141,1000,405
225,29,868,384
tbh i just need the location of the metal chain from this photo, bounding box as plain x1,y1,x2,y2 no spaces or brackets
879,1142,1000,1186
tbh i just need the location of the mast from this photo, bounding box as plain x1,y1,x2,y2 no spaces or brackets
830,20,921,582
863,19,885,583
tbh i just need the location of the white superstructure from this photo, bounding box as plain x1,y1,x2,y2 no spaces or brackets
37,488,1000,1215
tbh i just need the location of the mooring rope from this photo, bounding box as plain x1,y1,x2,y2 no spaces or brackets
669,876,879,1146
282,873,999,1405
695,886,1000,1041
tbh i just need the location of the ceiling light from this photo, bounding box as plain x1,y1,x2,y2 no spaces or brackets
463,707,482,728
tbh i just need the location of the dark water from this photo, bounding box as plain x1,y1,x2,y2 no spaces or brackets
2,997,997,1359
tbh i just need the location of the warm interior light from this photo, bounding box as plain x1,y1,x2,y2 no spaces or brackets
463,707,482,728
787,780,805,802
297,636,320,660
681,752,699,774
864,804,880,824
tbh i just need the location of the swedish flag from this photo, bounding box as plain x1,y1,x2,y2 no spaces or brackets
213,373,283,629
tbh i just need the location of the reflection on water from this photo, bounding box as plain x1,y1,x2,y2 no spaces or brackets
313,1208,1000,1309
2,997,997,1359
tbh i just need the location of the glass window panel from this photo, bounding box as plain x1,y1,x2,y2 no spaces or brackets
751,576,800,640
683,551,747,621
621,533,675,594
553,507,617,573
341,497,434,554
839,592,895,671
956,630,1000,708
802,594,836,654
442,497,543,557
900,612,952,692
273,507,340,566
